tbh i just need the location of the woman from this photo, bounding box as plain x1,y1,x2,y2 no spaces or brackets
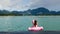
28,20,43,31
32,20,38,27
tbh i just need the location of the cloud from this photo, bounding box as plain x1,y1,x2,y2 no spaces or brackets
29,0,60,11
10,0,42,11
43,0,60,11
25,0,44,9
0,0,44,11
0,0,10,10
0,0,30,11
0,0,60,11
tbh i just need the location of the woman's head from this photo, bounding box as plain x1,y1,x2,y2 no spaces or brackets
32,20,37,26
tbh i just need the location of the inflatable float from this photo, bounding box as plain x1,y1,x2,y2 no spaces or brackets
28,26,43,31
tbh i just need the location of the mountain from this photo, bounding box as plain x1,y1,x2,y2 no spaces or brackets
0,7,60,16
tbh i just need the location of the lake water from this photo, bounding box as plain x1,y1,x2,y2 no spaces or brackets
0,16,60,32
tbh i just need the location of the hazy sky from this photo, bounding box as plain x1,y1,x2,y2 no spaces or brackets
0,0,60,11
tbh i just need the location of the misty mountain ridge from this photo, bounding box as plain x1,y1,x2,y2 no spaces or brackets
0,7,60,16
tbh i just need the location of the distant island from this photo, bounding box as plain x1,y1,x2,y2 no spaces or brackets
0,7,60,16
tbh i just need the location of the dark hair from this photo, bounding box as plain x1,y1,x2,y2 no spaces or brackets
34,20,37,26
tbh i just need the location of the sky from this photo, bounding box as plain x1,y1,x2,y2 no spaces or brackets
0,0,60,11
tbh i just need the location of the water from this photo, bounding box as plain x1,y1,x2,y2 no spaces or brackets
0,16,60,32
